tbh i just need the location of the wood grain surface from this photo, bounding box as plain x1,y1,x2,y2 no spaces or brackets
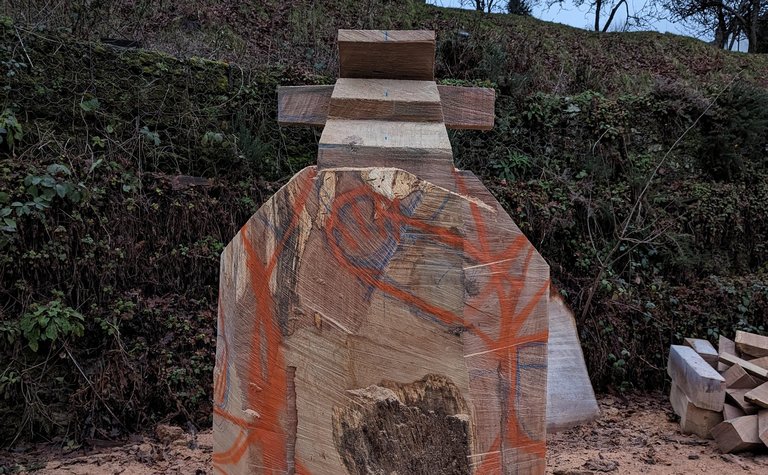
213,167,550,474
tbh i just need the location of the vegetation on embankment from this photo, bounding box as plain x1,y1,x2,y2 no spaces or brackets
1,0,768,445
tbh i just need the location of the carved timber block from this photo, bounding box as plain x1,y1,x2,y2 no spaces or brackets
213,167,550,474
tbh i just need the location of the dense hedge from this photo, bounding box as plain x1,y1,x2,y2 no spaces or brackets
1,3,768,444
0,18,320,442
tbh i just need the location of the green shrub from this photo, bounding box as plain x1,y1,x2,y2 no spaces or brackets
0,108,22,149
700,82,768,181
19,297,84,352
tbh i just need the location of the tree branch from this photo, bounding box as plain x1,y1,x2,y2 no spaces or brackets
602,0,628,31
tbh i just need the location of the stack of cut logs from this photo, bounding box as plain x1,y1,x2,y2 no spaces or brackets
668,331,768,453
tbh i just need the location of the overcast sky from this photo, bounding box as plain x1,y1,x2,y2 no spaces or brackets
425,0,721,43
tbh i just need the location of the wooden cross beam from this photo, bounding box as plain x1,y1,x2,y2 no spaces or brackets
278,83,495,130
278,30,495,131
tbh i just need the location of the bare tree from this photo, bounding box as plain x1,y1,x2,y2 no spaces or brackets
461,0,504,13
507,0,534,15
668,0,767,52
547,0,660,32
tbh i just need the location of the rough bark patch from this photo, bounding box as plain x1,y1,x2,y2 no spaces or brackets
332,374,471,475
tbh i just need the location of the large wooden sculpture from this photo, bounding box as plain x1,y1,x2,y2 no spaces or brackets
214,30,550,474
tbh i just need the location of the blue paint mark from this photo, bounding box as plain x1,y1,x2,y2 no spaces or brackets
384,31,389,41
515,342,547,440
428,195,452,220
398,191,423,215
315,180,334,215
334,226,397,271
384,90,389,97
398,226,418,246
257,213,280,237
383,289,462,329
328,196,402,299
216,308,235,410
324,189,468,325
216,362,231,410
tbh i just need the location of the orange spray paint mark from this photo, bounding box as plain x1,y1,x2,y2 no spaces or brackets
213,169,316,473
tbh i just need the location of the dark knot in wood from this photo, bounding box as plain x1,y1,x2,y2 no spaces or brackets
332,374,471,475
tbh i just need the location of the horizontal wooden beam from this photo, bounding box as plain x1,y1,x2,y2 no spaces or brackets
745,382,768,408
667,345,725,412
277,84,495,130
736,330,768,358
317,119,454,182
723,363,763,389
319,118,451,160
277,85,333,126
719,352,768,379
684,337,718,368
438,85,495,131
727,388,760,415
712,415,763,453
329,79,443,123
338,30,435,81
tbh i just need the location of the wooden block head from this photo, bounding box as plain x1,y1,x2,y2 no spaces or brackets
338,29,436,80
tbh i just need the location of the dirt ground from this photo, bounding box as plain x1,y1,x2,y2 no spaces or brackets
547,392,768,474
2,391,767,474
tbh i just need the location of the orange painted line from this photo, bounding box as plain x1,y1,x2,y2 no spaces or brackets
494,283,549,457
215,169,550,472
493,245,535,341
214,294,229,405
496,280,550,354
326,187,499,338
240,227,288,472
475,239,529,331
521,245,535,277
324,193,497,348
215,171,317,471
265,169,318,277
216,433,255,467
213,407,259,431
212,428,247,463
474,437,502,474
452,170,548,468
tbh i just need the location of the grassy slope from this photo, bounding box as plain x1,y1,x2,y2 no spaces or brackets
1,0,768,444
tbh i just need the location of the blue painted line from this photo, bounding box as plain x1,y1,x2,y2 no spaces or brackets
398,191,423,215
257,213,280,237
428,194,452,220
515,342,548,440
280,114,322,120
